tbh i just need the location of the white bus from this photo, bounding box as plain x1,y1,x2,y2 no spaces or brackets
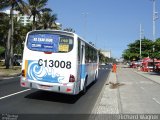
20,30,99,95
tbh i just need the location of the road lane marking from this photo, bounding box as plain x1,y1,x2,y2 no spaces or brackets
0,89,31,100
1,76,20,80
153,98,160,105
2,77,14,80
140,87,145,90
98,68,109,70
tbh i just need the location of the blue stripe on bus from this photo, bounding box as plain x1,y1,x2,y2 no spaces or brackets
80,64,86,80
27,60,64,83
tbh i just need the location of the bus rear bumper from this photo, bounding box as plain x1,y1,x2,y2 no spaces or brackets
20,77,76,95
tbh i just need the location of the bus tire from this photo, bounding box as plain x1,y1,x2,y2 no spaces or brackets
82,78,87,94
94,72,98,83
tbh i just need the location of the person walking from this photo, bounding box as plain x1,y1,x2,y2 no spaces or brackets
112,63,117,73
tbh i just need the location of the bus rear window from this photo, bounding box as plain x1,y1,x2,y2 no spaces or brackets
27,33,73,53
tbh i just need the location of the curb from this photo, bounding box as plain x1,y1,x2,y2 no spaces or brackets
116,73,123,114
132,69,160,85
0,73,21,78
91,70,111,114
90,70,119,118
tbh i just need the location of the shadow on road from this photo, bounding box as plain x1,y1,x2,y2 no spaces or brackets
25,91,83,104
24,82,96,104
149,72,160,76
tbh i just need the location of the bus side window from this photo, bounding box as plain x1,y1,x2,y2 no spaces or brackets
85,45,89,63
78,39,81,62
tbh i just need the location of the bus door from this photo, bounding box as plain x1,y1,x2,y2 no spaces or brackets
78,40,85,91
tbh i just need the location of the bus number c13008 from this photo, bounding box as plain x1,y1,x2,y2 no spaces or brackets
38,59,71,69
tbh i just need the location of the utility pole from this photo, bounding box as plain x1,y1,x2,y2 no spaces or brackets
151,0,158,71
140,24,142,60
152,0,158,43
82,12,88,39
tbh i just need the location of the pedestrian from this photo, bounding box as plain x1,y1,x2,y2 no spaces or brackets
112,63,117,73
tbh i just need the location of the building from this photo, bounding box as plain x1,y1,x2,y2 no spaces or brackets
1,9,62,29
17,14,34,26
1,9,19,17
1,9,34,26
101,50,111,58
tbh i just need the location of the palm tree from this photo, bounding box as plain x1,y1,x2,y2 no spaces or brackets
40,11,58,29
14,21,32,55
0,0,29,68
0,12,10,48
27,0,51,30
0,12,9,60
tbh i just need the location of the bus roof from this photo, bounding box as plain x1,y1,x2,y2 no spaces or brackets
27,30,98,51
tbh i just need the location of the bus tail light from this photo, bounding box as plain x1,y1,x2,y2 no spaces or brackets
69,75,75,82
21,82,26,87
44,52,52,54
66,88,72,92
22,69,25,77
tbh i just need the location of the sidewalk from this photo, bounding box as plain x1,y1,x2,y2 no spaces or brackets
91,64,160,118
90,67,119,120
0,66,21,77
91,71,119,114
133,69,160,85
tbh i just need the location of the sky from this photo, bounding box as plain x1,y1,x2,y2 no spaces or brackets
47,0,160,58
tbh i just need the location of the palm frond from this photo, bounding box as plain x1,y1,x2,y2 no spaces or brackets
16,0,31,15
0,0,12,10
41,8,52,13
37,0,48,9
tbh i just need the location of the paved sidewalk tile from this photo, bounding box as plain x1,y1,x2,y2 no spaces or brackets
90,64,160,119
90,71,119,120
133,69,160,85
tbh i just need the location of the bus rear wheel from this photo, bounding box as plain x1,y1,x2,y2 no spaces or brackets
82,78,87,94
93,72,98,83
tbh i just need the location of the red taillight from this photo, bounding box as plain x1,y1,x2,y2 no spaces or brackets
69,75,75,82
44,52,52,54
66,88,72,92
22,69,25,77
21,82,26,87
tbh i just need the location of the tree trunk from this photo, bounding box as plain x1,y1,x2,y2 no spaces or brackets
5,28,11,69
5,6,14,69
32,15,36,30
10,4,14,69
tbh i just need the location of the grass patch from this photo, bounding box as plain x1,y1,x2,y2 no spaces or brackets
0,61,5,66
0,66,21,76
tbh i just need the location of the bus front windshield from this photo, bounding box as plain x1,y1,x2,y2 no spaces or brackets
27,32,74,53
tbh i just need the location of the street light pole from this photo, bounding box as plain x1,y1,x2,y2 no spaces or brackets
152,0,157,42
151,0,158,71
140,24,142,60
82,12,88,39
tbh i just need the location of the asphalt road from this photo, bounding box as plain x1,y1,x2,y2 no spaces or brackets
0,65,110,119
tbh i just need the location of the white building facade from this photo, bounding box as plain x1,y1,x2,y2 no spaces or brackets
1,9,62,29
101,50,111,58
1,9,34,26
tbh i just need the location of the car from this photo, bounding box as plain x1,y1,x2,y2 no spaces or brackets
13,54,22,66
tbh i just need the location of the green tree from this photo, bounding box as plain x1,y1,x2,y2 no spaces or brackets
123,38,153,61
0,0,29,68
40,11,58,29
154,38,160,59
0,12,9,48
27,0,51,30
13,20,32,55
98,50,108,63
